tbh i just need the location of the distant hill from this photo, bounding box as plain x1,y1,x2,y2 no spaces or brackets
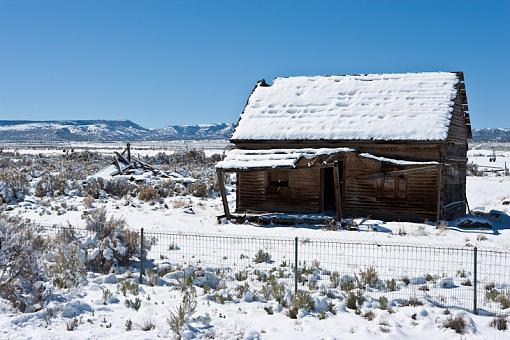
0,120,507,142
472,128,510,142
0,120,235,141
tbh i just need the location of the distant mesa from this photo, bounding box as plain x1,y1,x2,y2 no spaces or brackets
0,120,507,142
0,120,235,141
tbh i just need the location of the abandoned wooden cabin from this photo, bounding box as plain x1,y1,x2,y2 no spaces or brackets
216,72,472,223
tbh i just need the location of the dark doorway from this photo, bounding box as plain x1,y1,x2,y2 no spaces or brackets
323,162,344,216
323,167,336,212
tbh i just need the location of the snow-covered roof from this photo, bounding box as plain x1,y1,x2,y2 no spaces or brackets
232,72,460,141
216,148,355,170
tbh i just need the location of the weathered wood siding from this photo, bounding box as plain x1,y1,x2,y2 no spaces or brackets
343,157,440,222
233,141,443,162
236,168,322,213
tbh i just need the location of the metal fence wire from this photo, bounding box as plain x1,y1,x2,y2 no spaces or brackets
41,225,510,316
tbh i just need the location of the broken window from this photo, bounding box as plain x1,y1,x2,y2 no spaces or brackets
376,176,407,200
266,171,289,195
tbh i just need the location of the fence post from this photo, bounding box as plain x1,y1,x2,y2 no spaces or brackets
294,237,298,294
139,227,144,284
473,246,478,315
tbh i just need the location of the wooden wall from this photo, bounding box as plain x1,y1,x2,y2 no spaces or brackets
343,157,440,222
236,168,322,213
233,141,443,162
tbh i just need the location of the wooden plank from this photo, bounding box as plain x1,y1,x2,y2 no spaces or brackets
113,156,122,175
216,170,231,219
355,165,438,179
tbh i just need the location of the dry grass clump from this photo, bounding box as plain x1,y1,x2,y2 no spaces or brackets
490,315,508,331
443,314,467,334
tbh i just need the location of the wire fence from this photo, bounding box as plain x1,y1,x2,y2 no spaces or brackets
41,225,510,316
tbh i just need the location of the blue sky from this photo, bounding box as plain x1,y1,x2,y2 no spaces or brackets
0,0,508,128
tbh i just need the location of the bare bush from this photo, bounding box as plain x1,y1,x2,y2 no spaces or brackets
0,170,29,203
158,180,176,198
35,174,67,197
138,185,158,202
105,178,135,198
167,289,197,339
84,207,155,273
0,216,49,311
188,181,208,198
48,241,85,289
443,314,467,334
84,178,105,199
490,315,508,331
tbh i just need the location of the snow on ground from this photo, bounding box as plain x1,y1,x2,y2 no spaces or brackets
1,275,504,340
0,140,229,157
1,144,510,339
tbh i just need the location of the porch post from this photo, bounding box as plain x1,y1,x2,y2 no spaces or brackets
216,169,231,219
333,161,343,221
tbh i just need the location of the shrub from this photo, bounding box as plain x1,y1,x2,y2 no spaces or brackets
138,185,158,202
0,170,29,202
467,163,483,176
105,178,134,197
125,319,133,331
158,180,176,198
378,296,389,310
141,320,155,331
477,234,488,241
358,266,379,288
402,297,423,307
287,291,314,319
84,207,155,273
254,249,272,264
330,271,340,288
35,175,67,197
271,284,286,304
236,283,250,298
386,278,397,292
48,242,85,289
117,279,139,296
490,315,508,331
84,178,105,199
264,305,273,315
167,290,197,338
346,291,364,310
340,276,356,292
443,315,467,334
363,310,375,321
235,271,248,281
188,181,208,198
66,318,79,331
461,279,472,286
497,294,510,309
125,297,142,311
261,284,271,301
0,216,49,311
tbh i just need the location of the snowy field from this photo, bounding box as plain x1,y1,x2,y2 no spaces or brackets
0,141,510,339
